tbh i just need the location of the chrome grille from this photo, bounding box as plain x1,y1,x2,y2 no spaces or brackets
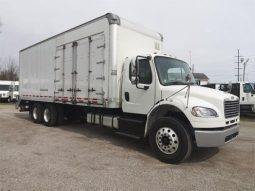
224,100,240,118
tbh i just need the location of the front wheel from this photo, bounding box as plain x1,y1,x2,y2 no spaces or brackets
149,117,192,164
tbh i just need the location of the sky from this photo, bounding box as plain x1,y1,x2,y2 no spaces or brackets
0,0,254,83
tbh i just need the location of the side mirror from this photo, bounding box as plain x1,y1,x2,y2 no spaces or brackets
227,82,232,92
185,74,191,82
135,56,151,90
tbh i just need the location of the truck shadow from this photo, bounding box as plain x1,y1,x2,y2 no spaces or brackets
186,147,219,163
14,112,220,164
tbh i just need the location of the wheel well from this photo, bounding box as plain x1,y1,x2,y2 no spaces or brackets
29,101,45,110
146,105,194,140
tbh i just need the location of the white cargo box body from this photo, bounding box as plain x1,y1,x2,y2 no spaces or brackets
19,13,162,108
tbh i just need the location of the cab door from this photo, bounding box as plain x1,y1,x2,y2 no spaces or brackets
122,57,156,114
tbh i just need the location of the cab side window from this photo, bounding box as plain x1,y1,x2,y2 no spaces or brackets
243,84,252,93
138,59,152,84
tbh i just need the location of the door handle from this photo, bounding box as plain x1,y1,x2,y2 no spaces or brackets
125,92,130,102
88,88,96,92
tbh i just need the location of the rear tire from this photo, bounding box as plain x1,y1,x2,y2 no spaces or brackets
43,104,57,127
29,103,43,123
149,117,192,164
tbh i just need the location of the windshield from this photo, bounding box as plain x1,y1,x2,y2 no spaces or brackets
244,83,255,94
0,85,10,91
250,83,255,91
154,56,195,85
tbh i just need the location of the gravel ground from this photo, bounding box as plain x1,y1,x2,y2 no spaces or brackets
0,104,255,191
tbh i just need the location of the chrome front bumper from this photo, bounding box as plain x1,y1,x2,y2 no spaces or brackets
194,124,239,147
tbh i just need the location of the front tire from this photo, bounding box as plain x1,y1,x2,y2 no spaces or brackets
149,117,192,164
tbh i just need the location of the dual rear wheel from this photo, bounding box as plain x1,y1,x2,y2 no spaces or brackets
29,103,59,126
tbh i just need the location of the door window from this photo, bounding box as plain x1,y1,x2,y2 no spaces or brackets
243,83,253,93
129,59,152,84
138,59,152,84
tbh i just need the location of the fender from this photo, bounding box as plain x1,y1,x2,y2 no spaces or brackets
144,99,193,137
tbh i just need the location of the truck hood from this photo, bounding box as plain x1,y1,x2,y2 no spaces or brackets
161,85,236,101
158,85,240,128
161,85,238,112
159,85,239,123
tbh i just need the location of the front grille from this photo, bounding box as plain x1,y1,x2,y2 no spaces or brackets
224,100,240,118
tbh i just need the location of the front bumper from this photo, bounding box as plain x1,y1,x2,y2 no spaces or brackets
194,124,239,147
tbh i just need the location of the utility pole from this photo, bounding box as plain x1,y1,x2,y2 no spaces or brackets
243,59,249,82
235,49,243,82
189,51,191,68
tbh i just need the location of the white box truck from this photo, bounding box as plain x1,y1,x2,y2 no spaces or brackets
203,82,255,113
0,80,11,102
0,80,19,102
18,13,240,163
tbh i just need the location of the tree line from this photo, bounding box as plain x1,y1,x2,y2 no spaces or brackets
0,19,19,81
0,57,19,81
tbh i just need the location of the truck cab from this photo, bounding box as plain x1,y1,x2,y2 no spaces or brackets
239,82,255,113
121,54,239,163
0,81,11,102
204,82,255,113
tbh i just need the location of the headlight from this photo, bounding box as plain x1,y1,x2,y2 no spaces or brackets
191,106,218,117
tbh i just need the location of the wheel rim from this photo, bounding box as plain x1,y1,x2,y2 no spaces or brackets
32,107,38,120
43,108,50,123
156,127,179,154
